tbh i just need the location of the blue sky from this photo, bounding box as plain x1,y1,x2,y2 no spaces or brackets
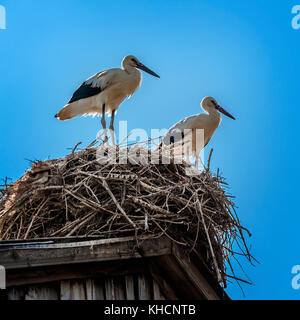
0,0,300,299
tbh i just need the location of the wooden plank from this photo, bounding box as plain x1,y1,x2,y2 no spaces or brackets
0,236,149,248
114,277,125,300
25,287,39,300
93,279,105,300
149,261,178,300
138,274,151,300
172,246,220,300
85,279,93,300
153,279,165,300
1,236,172,270
60,280,71,300
6,259,148,287
25,285,59,300
125,275,135,300
105,278,115,300
7,287,25,300
70,280,86,300
188,249,230,300
42,286,59,300
151,255,206,300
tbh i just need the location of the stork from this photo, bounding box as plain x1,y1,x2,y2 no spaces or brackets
55,55,160,143
161,96,236,167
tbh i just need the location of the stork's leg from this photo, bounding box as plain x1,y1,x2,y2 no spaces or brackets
195,155,199,170
185,145,191,165
109,110,116,146
101,104,108,143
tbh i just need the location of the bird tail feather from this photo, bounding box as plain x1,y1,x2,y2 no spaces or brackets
55,102,97,120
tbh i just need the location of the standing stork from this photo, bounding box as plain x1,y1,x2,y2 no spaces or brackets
55,55,160,143
161,96,236,167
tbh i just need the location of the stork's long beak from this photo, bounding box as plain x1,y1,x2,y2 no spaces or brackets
216,105,236,120
136,63,160,78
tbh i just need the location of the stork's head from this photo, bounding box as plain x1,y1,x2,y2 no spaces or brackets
122,55,160,78
201,96,236,120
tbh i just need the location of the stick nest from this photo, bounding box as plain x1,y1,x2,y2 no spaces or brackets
0,144,254,288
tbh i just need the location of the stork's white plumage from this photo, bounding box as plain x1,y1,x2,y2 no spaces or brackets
55,55,159,142
161,96,236,164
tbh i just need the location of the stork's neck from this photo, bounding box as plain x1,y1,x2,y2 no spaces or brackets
204,107,221,121
122,63,140,76
122,64,142,92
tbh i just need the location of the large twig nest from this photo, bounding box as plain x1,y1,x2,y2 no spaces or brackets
0,144,254,288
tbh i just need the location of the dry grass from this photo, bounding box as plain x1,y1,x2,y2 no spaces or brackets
0,143,255,289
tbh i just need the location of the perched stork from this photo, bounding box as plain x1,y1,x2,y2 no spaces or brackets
161,96,236,166
55,55,160,143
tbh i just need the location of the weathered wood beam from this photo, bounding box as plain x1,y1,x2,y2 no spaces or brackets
171,245,221,300
6,259,148,287
0,236,172,270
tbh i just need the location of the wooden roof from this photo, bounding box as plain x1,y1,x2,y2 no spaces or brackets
0,236,229,300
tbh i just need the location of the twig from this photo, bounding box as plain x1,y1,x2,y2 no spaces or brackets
197,197,223,284
72,142,82,155
207,148,214,171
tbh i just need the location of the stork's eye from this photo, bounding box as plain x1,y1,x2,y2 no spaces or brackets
131,58,137,64
211,100,217,106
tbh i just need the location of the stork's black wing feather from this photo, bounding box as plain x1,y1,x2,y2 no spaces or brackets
169,132,185,144
68,82,102,104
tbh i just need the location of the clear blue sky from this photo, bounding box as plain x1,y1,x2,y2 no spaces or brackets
0,0,299,300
